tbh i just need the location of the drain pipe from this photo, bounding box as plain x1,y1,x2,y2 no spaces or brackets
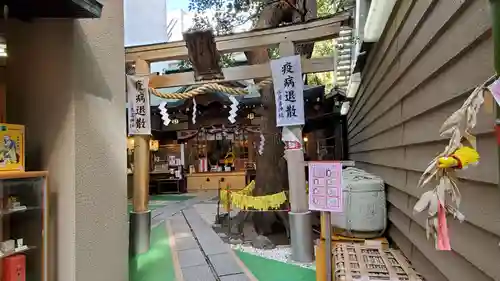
489,0,500,188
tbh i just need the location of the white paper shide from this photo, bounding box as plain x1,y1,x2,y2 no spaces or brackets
127,75,152,135
270,55,305,127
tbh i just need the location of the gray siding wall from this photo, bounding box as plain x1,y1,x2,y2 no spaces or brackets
347,0,500,280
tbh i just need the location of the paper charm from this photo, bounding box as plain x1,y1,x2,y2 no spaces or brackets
437,204,451,251
227,94,239,124
158,101,171,126
192,98,197,124
258,133,265,155
488,78,500,106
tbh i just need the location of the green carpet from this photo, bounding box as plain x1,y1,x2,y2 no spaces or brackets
235,251,316,281
129,222,176,281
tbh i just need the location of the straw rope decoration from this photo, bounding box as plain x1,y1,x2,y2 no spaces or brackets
148,78,273,99
413,76,492,250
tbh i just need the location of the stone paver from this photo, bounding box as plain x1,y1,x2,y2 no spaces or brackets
181,265,216,281
175,236,198,251
154,191,218,219
209,253,243,276
198,240,228,255
219,273,251,281
177,248,206,268
165,198,253,281
170,220,191,233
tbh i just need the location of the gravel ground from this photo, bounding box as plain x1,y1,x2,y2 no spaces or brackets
231,244,316,270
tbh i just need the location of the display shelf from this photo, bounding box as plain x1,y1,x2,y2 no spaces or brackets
0,246,36,260
0,171,49,281
0,206,41,216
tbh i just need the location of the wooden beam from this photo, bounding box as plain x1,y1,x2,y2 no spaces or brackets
126,14,351,63
149,57,335,88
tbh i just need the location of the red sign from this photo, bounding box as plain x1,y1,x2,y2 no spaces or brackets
284,141,302,150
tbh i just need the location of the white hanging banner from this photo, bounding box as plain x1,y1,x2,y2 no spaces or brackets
227,94,239,124
258,133,265,155
158,101,171,126
270,55,305,127
127,75,151,135
192,98,197,124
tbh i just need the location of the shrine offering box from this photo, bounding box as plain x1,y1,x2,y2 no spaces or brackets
0,124,25,172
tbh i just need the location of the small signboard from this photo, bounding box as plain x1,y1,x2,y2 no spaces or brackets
127,75,151,135
308,161,343,212
270,55,305,127
282,127,303,151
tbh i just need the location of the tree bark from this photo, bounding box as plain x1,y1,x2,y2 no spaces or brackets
243,0,317,234
244,2,290,235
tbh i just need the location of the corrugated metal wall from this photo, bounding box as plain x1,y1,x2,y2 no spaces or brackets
347,0,500,280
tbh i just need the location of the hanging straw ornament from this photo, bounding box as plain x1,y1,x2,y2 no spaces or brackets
413,77,492,250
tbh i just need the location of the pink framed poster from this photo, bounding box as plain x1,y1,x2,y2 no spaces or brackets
308,161,343,212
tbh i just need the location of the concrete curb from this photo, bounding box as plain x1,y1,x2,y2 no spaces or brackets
228,247,259,281
166,220,184,281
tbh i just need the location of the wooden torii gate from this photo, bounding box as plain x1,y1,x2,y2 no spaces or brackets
126,13,351,255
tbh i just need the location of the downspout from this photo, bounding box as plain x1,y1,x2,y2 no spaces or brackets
489,0,500,188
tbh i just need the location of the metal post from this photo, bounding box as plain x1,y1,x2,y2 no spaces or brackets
226,184,232,236
324,211,333,281
279,41,314,263
286,126,314,262
129,59,151,255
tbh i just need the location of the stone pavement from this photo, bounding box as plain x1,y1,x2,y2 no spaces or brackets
151,191,218,227
168,206,254,281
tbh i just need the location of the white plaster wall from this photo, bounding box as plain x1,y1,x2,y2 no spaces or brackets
5,0,128,280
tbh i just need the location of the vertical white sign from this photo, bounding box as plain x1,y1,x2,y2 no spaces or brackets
127,75,152,135
270,55,305,127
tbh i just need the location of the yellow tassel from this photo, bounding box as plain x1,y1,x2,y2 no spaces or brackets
438,146,480,169
218,180,287,210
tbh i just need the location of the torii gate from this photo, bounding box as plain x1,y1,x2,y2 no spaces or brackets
126,13,351,256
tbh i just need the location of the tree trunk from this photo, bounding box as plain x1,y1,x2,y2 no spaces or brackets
243,0,317,234
244,2,291,234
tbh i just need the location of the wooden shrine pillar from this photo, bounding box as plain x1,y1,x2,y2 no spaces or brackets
129,59,151,256
132,58,150,213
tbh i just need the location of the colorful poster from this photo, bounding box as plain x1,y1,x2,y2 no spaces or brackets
308,161,343,212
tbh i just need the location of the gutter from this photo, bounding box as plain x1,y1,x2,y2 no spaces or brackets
363,0,398,42
344,0,397,102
